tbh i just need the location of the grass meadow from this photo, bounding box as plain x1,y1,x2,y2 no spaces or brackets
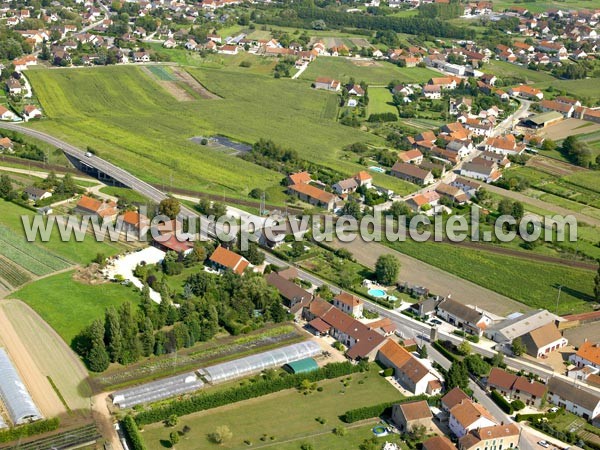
26,65,415,198
142,368,402,450
300,57,438,85
10,270,140,344
368,87,397,116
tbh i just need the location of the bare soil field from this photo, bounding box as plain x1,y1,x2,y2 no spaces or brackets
0,300,91,416
352,59,382,67
527,155,587,177
541,118,600,141
140,66,195,102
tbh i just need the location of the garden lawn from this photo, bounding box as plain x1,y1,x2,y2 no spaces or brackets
10,270,140,344
142,369,402,450
300,57,438,85
384,239,596,315
368,87,398,116
27,65,414,198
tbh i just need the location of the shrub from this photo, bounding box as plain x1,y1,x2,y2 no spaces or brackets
490,389,514,414
121,415,146,450
0,418,60,444
342,394,431,423
383,367,394,377
432,340,459,362
511,400,526,411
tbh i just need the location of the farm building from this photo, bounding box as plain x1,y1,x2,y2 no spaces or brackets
198,341,321,384
0,348,42,425
522,111,563,129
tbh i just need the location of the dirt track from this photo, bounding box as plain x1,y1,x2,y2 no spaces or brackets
330,238,530,316
0,301,65,418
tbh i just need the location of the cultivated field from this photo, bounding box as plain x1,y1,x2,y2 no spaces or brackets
10,270,140,345
0,300,91,415
27,65,415,199
540,119,600,141
142,368,401,450
300,57,438,85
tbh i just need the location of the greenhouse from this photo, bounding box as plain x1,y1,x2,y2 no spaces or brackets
284,357,319,374
112,372,204,409
0,348,42,425
198,341,322,384
0,415,7,429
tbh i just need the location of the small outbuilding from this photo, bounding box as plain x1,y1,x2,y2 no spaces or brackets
284,357,319,374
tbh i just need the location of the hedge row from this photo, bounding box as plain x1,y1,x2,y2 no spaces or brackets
432,341,459,362
0,418,60,443
135,361,366,426
490,389,514,414
121,415,147,450
514,412,546,422
341,394,432,423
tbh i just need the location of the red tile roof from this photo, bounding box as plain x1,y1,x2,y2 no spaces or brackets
209,245,249,275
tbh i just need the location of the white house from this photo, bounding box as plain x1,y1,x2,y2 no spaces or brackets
24,186,52,202
569,340,600,370
449,399,497,438
547,377,600,423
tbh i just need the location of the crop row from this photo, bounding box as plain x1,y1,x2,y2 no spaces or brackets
0,256,32,287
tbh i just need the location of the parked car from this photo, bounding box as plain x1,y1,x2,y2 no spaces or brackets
538,441,550,448
548,407,559,413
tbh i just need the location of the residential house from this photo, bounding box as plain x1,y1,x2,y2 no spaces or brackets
451,176,481,198
442,387,470,412
391,163,435,186
0,106,15,121
0,137,14,151
540,99,575,117
333,292,363,317
354,171,373,188
520,322,568,358
24,186,51,202
23,105,42,120
409,296,443,319
458,424,520,450
121,211,150,236
133,52,151,62
423,436,457,450
547,377,600,422
570,340,600,370
429,77,458,90
74,195,118,221
487,367,547,407
6,78,22,95
288,183,337,211
435,183,468,205
376,339,442,395
347,84,365,96
484,135,526,155
398,149,424,165
449,399,497,438
423,85,442,99
391,400,434,433
446,140,474,159
218,45,238,55
286,171,311,186
332,177,358,195
437,298,493,336
460,159,502,183
406,191,441,213
509,85,544,100
314,77,341,91
266,271,312,310
153,233,194,255
208,245,250,275
480,151,511,168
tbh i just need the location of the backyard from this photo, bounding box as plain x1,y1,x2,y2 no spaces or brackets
141,367,403,450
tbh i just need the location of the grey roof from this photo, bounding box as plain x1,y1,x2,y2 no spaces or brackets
198,341,321,384
527,111,563,125
547,377,600,412
0,348,42,425
486,309,560,342
335,178,359,190
112,372,203,409
438,298,483,325
266,272,311,305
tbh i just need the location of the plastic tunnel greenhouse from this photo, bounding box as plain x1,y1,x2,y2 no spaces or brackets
198,341,322,384
112,372,204,409
0,348,42,425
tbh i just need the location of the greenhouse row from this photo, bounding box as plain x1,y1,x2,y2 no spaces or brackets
112,372,204,409
198,341,322,384
0,348,42,425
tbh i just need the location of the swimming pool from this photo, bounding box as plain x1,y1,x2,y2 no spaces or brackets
372,425,388,436
369,166,385,173
368,288,387,298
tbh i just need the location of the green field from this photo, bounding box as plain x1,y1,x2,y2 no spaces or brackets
10,270,140,344
534,78,600,102
300,57,438,85
0,199,125,265
368,87,398,116
491,0,598,13
146,65,177,81
26,65,415,198
142,369,402,450
385,239,596,315
485,60,555,85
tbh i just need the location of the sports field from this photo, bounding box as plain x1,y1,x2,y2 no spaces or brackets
27,66,415,197
142,369,402,450
301,57,437,85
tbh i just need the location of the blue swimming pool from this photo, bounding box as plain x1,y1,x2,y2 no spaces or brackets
368,288,387,298
369,166,385,173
